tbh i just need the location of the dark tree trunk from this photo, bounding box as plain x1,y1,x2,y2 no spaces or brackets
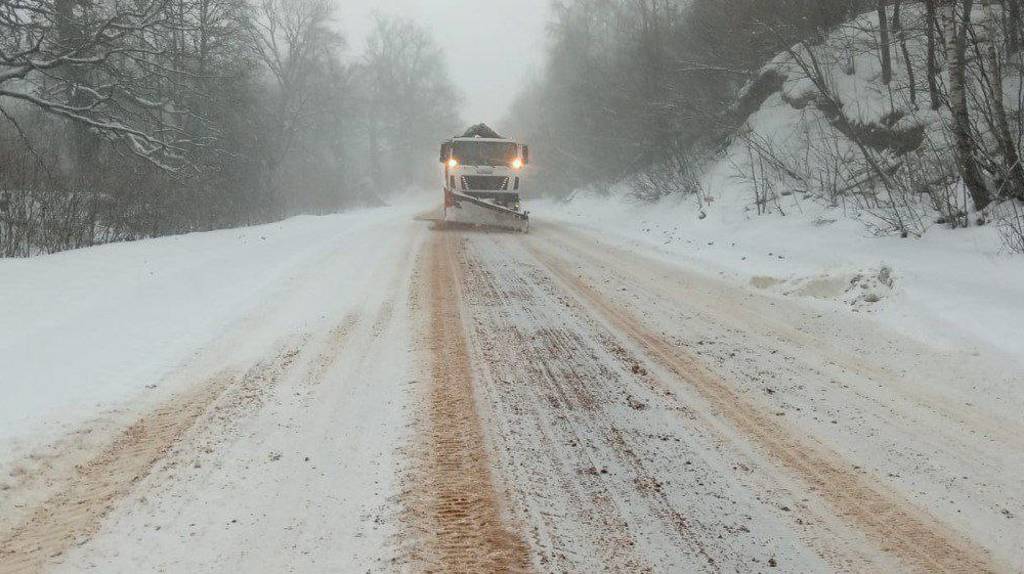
1007,0,1022,55
878,0,893,84
945,0,991,210
892,0,917,107
981,0,1024,199
926,0,942,109
55,0,97,181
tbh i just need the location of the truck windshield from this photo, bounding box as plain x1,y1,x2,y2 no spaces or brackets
453,141,518,166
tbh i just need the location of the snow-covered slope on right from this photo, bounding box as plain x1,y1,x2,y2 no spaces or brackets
539,4,1024,364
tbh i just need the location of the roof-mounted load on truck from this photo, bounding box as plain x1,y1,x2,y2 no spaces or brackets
460,123,504,139
439,124,530,232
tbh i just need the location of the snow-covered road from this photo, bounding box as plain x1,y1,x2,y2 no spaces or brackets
1,206,1020,573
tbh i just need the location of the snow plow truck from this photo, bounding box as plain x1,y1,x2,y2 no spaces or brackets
439,124,530,232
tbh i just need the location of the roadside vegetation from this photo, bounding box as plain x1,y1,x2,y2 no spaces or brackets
509,0,1024,252
0,0,460,256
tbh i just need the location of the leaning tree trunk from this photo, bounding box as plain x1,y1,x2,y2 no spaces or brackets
981,0,1024,200
944,0,991,211
892,0,917,107
878,0,893,84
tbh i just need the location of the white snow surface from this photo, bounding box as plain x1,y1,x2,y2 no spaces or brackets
538,190,1024,366
0,204,421,466
0,195,1021,571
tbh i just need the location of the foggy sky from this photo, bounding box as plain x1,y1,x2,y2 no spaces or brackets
342,0,550,129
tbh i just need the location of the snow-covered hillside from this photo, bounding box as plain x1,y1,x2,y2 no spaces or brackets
541,5,1024,364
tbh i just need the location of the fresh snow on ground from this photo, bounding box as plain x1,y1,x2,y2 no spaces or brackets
4,5,1023,570
538,190,1024,365
2,196,1021,571
0,204,421,468
47,209,425,573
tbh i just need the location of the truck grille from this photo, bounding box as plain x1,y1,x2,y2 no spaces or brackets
462,175,509,191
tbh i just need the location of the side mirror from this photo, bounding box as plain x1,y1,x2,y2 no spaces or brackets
439,142,450,163
522,145,529,165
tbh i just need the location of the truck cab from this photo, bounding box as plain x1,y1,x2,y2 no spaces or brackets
438,124,531,232
440,135,529,210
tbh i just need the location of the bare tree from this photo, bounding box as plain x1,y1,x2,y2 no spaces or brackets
1,0,403,257
246,0,343,184
1006,0,1022,55
878,0,893,84
979,0,1024,200
361,14,461,190
0,0,197,168
891,0,917,107
925,0,943,109
507,0,857,197
943,0,990,210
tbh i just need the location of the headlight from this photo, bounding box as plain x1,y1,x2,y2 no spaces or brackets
448,158,458,168
512,158,523,169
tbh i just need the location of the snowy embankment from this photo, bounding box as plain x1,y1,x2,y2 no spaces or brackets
0,204,419,466
537,191,1024,365
539,4,1024,366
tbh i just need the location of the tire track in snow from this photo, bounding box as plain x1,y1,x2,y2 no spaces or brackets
402,230,531,572
542,224,1024,453
299,221,414,390
458,236,726,572
463,266,648,572
304,313,362,387
460,233,893,572
525,239,999,574
0,346,303,574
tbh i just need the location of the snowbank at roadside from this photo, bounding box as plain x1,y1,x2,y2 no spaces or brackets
536,190,1024,364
